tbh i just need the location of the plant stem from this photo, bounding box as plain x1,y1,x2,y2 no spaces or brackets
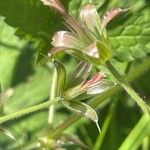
0,97,61,125
106,61,150,114
48,68,57,124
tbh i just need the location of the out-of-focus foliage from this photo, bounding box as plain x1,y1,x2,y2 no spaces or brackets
0,0,150,150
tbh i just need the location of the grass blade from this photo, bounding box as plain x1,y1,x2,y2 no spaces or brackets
119,114,150,150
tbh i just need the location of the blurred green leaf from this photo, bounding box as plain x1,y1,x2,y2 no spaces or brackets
5,66,51,113
0,127,15,140
0,17,27,88
0,16,52,114
119,114,150,150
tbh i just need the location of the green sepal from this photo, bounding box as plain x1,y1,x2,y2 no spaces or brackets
53,60,67,96
67,61,91,88
63,84,84,101
63,100,101,132
96,42,112,62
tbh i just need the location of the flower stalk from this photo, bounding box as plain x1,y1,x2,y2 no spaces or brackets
48,68,57,124
0,97,61,125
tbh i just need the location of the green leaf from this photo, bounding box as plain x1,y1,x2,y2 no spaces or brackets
0,17,27,88
0,0,64,62
96,42,112,62
53,60,66,96
0,16,52,114
5,66,51,113
63,100,101,132
108,12,150,62
119,114,150,150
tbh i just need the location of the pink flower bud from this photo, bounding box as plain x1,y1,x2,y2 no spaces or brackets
84,72,104,88
102,8,130,28
41,0,67,15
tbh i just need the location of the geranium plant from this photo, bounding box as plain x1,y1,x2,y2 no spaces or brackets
0,0,150,149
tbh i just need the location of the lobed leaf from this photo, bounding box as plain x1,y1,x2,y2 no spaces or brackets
108,12,150,62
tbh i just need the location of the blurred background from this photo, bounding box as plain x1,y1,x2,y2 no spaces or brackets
0,0,150,149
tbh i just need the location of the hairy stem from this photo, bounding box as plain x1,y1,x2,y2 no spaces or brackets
0,97,61,125
48,68,57,124
106,61,150,115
